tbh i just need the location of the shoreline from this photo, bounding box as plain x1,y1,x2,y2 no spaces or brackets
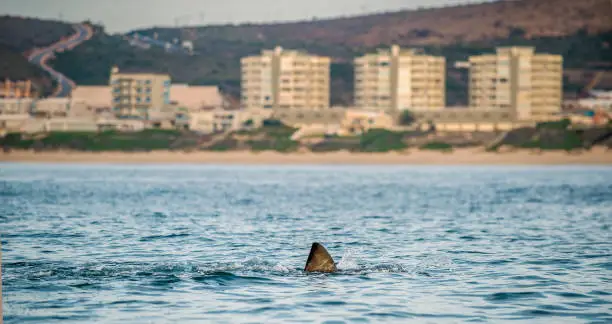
1,148,611,165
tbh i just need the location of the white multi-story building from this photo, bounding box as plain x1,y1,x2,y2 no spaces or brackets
241,46,330,110
354,45,446,113
469,47,563,120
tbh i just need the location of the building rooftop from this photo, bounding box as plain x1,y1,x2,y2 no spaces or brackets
110,66,170,77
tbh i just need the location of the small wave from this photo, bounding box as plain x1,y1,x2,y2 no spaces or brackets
555,292,590,299
486,291,545,302
139,233,190,241
192,271,274,285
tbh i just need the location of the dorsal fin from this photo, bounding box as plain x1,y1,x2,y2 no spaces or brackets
304,242,337,273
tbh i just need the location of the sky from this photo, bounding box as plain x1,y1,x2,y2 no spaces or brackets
2,0,481,33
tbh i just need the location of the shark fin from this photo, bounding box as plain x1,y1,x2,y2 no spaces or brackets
304,242,337,273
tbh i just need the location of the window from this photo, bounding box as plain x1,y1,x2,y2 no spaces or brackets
146,96,151,103
145,80,152,85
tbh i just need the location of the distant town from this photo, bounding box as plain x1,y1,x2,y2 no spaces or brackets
1,21,611,153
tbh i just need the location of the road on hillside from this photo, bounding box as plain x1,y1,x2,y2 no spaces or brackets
28,24,93,98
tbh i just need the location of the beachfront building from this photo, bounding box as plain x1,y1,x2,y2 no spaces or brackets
469,47,563,120
109,66,171,118
170,84,225,112
241,46,330,110
71,86,113,116
0,98,34,115
354,45,446,114
1,79,33,98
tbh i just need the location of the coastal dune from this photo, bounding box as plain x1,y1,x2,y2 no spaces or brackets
1,148,611,165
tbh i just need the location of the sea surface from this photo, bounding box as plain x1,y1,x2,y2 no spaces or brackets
1,163,611,323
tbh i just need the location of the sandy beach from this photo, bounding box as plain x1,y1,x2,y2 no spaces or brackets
1,148,611,165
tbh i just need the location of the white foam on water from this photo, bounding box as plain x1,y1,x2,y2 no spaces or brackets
336,247,363,271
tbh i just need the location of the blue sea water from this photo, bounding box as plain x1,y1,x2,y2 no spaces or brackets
1,163,611,323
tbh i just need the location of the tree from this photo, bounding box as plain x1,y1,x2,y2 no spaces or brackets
398,110,416,126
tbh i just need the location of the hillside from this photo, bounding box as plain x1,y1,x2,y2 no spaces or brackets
134,0,612,48
0,44,55,97
47,0,612,105
0,16,75,53
0,16,76,96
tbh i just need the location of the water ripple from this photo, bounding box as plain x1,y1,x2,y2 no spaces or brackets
2,164,611,323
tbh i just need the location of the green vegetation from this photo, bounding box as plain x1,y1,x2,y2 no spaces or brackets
310,137,361,152
0,16,80,96
3,120,610,153
359,129,407,152
246,138,299,152
0,44,55,97
398,110,416,126
487,123,609,152
519,131,584,152
536,118,571,130
207,139,239,151
419,142,453,151
242,120,299,152
203,120,299,152
0,16,75,52
0,129,185,152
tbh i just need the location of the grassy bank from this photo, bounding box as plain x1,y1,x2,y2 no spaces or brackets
2,122,611,153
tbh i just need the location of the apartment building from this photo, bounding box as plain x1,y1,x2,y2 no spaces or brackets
1,79,33,98
469,47,563,120
0,98,34,115
241,46,330,110
109,66,171,117
354,45,445,113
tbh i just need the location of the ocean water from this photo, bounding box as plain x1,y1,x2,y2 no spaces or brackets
1,163,611,324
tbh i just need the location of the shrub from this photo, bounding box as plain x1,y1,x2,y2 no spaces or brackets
208,139,238,151
247,138,299,152
359,129,407,152
262,119,283,127
536,118,571,130
398,110,416,126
